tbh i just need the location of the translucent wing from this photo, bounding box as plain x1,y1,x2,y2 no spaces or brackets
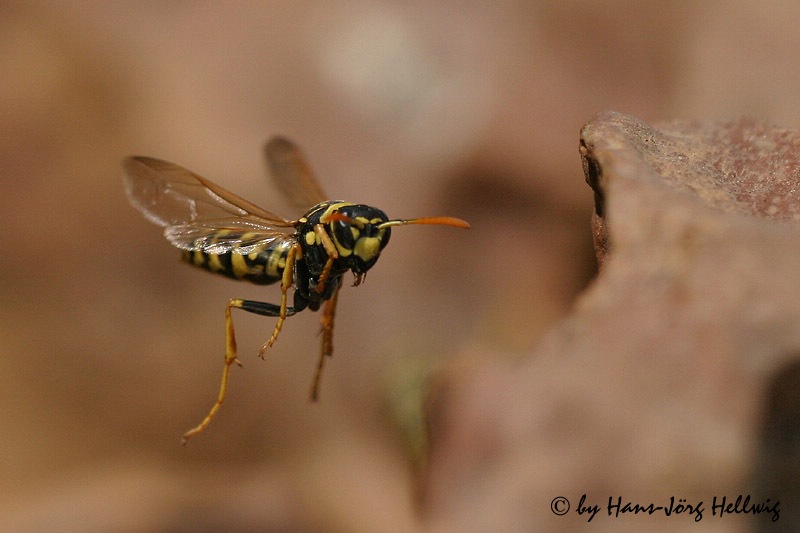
264,136,328,209
123,156,296,254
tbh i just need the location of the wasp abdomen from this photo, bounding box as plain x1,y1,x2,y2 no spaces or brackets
182,237,294,286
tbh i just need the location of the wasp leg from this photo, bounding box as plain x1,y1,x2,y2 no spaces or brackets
249,299,300,360
310,284,341,401
313,224,339,295
181,297,300,445
258,243,299,358
182,298,244,445
182,246,300,445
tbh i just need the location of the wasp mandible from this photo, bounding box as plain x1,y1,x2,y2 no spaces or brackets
123,137,469,444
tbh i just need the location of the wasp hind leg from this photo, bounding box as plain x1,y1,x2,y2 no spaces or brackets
181,245,300,445
181,298,299,445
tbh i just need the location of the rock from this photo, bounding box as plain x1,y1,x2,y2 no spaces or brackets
423,111,800,532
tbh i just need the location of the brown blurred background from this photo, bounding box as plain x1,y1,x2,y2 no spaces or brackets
2,1,799,531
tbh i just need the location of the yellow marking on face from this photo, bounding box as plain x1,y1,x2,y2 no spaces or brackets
353,216,371,229
354,236,381,262
332,230,353,257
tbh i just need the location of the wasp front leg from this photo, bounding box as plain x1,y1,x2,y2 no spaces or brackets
310,284,340,401
313,223,339,295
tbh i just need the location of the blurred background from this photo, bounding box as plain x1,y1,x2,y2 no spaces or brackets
2,1,800,530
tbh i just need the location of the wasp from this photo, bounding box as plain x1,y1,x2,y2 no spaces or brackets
123,137,469,444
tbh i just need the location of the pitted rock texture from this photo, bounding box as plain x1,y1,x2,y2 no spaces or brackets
423,112,800,532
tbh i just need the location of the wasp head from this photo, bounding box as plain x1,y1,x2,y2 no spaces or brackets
327,205,391,274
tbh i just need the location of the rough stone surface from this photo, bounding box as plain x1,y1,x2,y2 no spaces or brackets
423,112,800,532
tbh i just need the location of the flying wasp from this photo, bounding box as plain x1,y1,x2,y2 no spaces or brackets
123,137,469,444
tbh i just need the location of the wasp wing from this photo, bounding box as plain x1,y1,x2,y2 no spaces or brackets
123,156,296,254
264,136,328,209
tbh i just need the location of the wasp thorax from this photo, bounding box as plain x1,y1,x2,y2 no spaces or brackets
329,204,391,273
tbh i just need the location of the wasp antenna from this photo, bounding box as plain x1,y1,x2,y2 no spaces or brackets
379,216,470,229
325,211,355,224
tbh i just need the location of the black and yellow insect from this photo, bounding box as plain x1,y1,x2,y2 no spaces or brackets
123,137,469,444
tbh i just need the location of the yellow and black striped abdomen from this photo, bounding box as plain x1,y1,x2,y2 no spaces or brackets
182,236,294,286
